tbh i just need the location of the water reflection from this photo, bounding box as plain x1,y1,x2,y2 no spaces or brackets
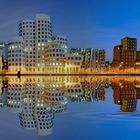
0,76,140,136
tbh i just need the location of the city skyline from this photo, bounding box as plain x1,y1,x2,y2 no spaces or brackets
1,1,140,140
1,0,140,60
0,13,140,74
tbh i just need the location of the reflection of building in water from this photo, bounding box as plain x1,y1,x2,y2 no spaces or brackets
135,81,140,99
0,79,7,107
65,77,83,98
19,78,54,136
35,102,53,135
112,80,137,112
44,77,67,113
69,80,106,102
7,78,24,113
19,81,37,130
5,77,54,136
136,88,140,99
35,81,53,135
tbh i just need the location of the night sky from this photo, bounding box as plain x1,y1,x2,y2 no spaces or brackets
0,0,140,60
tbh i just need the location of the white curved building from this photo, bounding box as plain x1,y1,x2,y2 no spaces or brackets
51,35,68,53
8,36,25,73
19,20,36,72
8,13,70,74
19,14,52,73
45,42,65,74
35,14,52,72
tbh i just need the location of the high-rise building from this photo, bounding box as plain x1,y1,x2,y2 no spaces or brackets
121,37,137,51
19,14,53,72
112,37,137,71
121,37,137,69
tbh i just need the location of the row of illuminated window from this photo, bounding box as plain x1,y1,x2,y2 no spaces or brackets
9,46,22,49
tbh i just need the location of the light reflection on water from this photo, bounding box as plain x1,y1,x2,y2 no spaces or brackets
1,76,140,140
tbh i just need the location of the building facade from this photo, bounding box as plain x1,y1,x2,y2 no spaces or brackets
19,14,52,73
65,54,83,74
70,48,106,72
51,35,68,53
8,37,26,73
44,42,65,74
112,37,137,72
112,45,123,69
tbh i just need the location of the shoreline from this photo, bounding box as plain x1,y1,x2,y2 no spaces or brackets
1,73,140,76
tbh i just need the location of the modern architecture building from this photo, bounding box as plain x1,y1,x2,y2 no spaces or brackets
8,36,26,73
70,48,106,72
51,35,68,52
65,54,83,74
112,37,137,71
19,14,52,73
135,51,140,69
45,42,65,74
121,37,137,69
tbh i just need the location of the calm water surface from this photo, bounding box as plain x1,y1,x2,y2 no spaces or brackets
0,76,140,140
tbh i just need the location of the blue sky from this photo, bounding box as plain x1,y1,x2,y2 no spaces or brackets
0,0,140,60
